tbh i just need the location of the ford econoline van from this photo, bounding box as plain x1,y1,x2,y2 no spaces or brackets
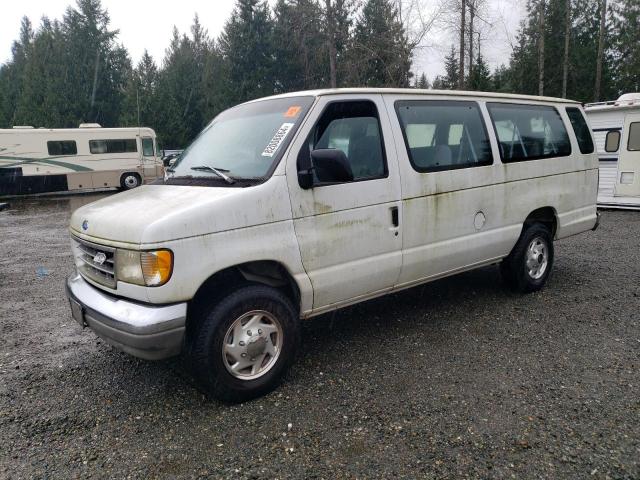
66,89,600,402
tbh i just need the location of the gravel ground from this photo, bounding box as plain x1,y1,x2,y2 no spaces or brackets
0,194,639,479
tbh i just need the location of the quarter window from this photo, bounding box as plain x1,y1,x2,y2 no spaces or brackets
47,140,77,156
487,103,571,162
605,131,621,152
566,107,594,154
395,100,492,172
628,122,640,151
142,137,155,156
89,139,137,154
303,101,386,182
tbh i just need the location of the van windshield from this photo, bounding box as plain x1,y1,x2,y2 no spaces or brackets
169,96,314,182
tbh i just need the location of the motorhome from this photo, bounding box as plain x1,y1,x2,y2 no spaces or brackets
65,89,599,402
584,93,640,209
0,125,163,196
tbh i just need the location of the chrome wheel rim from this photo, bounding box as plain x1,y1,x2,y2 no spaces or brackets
222,310,283,380
124,175,138,188
526,236,548,280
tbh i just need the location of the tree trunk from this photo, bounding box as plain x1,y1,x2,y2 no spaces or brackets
90,48,100,120
538,0,545,96
562,0,570,98
594,0,607,101
468,1,475,84
459,0,466,89
325,0,337,88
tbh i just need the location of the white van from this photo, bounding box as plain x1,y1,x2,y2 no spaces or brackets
0,125,163,196
65,89,599,402
584,93,640,209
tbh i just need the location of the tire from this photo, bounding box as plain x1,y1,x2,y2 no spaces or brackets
120,172,141,190
500,222,554,293
186,285,300,403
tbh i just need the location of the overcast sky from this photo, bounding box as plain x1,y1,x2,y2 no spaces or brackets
0,0,526,81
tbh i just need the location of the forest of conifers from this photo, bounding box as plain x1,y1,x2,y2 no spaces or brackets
0,0,638,149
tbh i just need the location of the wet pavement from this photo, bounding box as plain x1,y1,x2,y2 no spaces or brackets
0,194,639,479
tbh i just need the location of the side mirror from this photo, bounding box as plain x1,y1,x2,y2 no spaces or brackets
311,148,353,184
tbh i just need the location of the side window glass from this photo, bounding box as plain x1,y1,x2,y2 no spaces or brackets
628,122,640,151
142,137,155,156
90,139,138,154
566,107,595,154
307,100,386,182
395,100,492,172
47,140,77,156
605,131,621,152
487,103,571,162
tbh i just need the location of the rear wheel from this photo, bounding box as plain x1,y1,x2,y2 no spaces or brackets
500,222,554,293
120,172,141,190
186,285,300,403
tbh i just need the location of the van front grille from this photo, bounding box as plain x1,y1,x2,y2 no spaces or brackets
72,236,116,288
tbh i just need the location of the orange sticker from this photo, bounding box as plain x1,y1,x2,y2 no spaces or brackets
284,106,302,118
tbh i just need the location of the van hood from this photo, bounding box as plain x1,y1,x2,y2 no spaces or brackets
69,177,292,246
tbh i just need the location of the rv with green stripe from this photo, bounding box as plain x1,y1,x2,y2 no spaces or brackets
0,124,163,196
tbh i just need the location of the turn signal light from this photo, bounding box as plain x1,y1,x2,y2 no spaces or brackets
140,250,173,286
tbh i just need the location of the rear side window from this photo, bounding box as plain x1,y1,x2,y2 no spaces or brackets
90,139,137,154
487,103,571,162
566,107,594,154
47,140,77,156
395,100,492,172
628,122,640,151
303,100,386,181
605,131,621,152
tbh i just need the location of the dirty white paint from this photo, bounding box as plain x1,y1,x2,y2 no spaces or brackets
69,89,599,319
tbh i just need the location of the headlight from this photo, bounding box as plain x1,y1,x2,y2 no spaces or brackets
115,249,173,287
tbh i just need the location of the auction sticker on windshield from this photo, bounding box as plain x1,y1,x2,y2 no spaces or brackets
284,106,302,117
262,122,295,157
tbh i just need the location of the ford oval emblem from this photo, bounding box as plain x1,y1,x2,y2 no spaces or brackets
82,220,89,231
93,252,107,265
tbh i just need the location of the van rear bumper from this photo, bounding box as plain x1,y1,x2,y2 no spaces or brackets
65,274,186,360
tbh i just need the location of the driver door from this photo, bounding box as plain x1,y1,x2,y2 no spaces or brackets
285,95,403,312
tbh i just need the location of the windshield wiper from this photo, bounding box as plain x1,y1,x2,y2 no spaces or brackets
190,165,235,184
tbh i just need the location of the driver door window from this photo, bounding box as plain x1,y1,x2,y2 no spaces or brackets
305,100,387,182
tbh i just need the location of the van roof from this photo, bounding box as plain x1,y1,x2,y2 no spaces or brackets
250,88,581,105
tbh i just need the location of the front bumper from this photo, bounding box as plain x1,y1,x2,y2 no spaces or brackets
65,274,187,360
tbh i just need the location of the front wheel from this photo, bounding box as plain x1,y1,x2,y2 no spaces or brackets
186,285,300,403
120,172,141,190
500,222,554,293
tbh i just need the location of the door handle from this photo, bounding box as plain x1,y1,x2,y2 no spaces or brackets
390,206,399,227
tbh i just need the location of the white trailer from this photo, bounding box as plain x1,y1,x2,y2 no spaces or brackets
0,124,164,196
585,93,640,209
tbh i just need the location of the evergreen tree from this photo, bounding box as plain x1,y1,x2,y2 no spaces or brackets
349,0,412,87
218,0,275,104
491,64,513,92
468,53,491,90
611,0,640,93
120,51,159,127
432,46,460,90
154,19,213,149
272,0,328,91
416,72,429,89
57,0,130,126
0,17,34,126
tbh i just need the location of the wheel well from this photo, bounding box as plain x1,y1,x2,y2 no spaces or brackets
187,261,301,326
524,207,557,238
